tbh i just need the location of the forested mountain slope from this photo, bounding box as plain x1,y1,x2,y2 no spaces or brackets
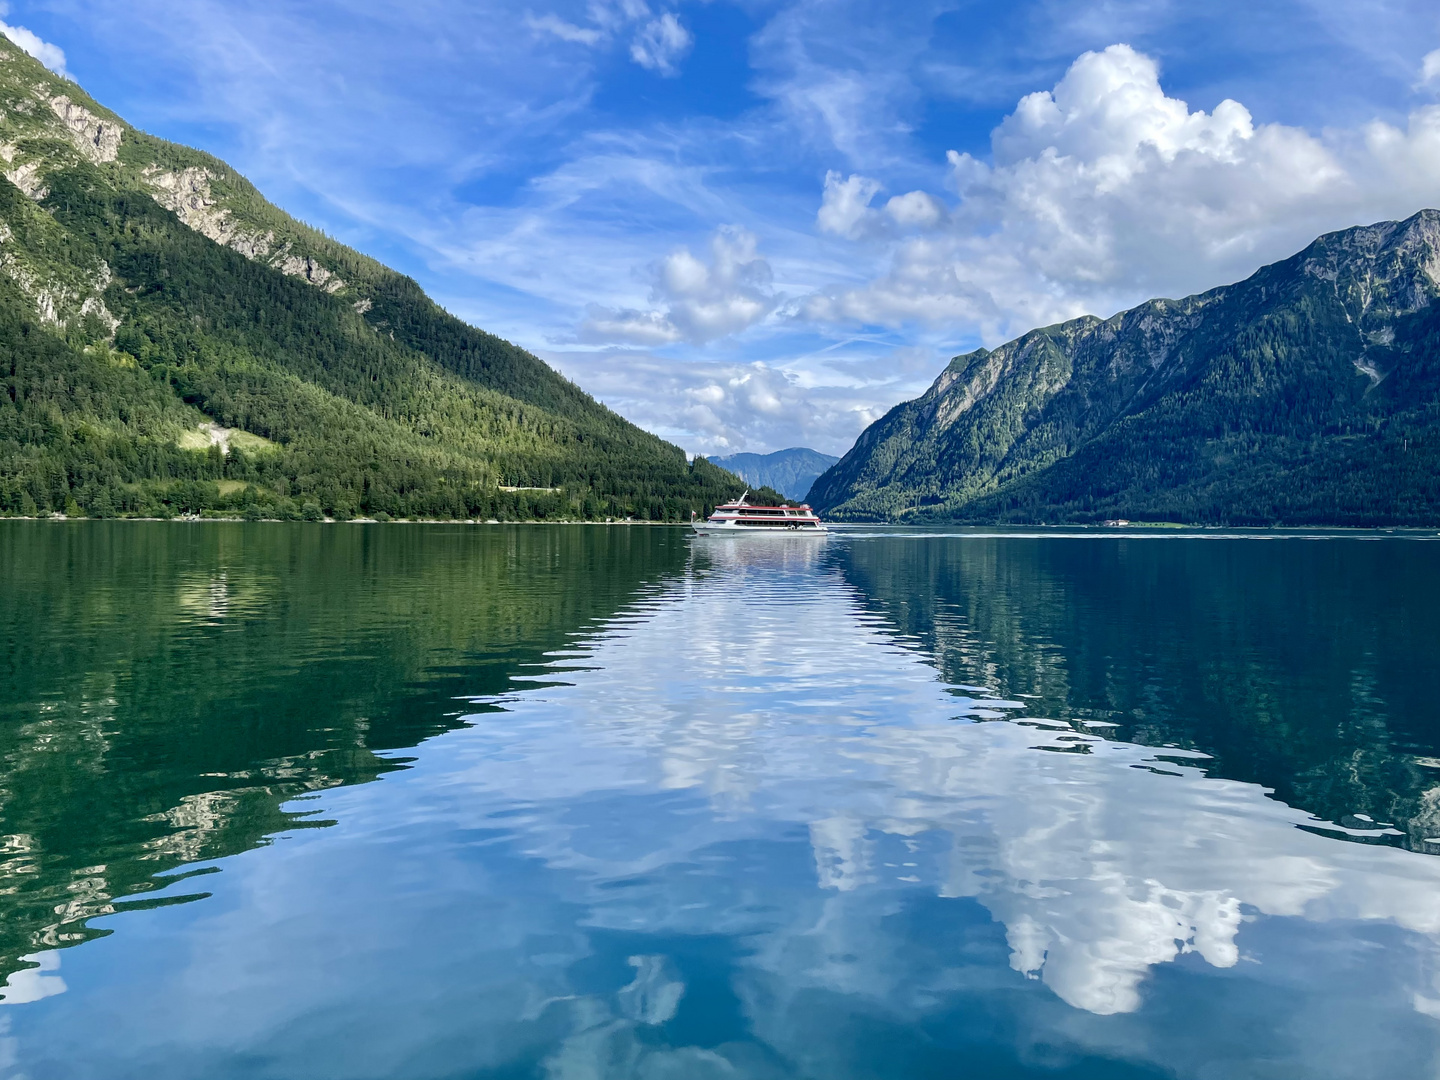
0,39,744,520
809,211,1440,525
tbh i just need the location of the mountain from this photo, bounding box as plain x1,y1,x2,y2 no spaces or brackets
709,447,839,501
809,211,1440,526
0,40,745,521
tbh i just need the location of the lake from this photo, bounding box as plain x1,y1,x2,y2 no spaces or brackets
2,521,1439,1078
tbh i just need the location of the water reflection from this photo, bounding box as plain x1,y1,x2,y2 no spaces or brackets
2,526,1438,1078
833,532,1440,849
457,541,1440,1019
0,522,690,986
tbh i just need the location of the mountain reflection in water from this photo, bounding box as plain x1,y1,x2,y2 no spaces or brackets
1,523,1438,1079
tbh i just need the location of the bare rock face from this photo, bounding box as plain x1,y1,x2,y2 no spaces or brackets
141,166,346,294
0,62,348,304
274,252,345,293
47,96,122,164
0,241,117,332
32,286,57,323
4,159,45,199
142,166,274,257
79,294,120,335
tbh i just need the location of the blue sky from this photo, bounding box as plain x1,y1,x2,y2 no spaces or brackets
7,0,1440,455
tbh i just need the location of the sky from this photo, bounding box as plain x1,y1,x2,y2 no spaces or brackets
5,0,1440,456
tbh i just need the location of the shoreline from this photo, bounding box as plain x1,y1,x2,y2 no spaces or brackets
0,515,696,526
2,517,1439,534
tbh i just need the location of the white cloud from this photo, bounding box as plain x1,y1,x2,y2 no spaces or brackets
805,43,1440,341
524,12,602,45
543,347,897,456
582,0,653,34
818,172,952,240
1422,48,1440,87
629,12,691,76
990,43,1256,166
577,306,681,345
816,171,883,239
884,189,946,229
580,226,777,345
0,13,68,77
519,6,699,80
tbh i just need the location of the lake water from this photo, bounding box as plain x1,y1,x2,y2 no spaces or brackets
2,521,1440,1078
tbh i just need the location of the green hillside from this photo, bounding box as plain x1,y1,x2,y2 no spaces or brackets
809,211,1440,525
0,39,746,521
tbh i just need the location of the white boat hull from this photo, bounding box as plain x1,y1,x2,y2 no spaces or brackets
691,522,827,535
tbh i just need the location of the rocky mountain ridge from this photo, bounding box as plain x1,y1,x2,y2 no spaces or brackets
0,72,353,315
809,211,1440,525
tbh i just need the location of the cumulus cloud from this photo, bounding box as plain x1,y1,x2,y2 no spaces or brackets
544,346,897,455
818,171,952,240
884,189,946,229
805,43,1440,340
0,7,68,77
817,171,883,239
524,12,602,45
629,12,691,76
580,226,777,345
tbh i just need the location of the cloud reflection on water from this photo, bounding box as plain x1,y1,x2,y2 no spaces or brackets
432,536,1440,1024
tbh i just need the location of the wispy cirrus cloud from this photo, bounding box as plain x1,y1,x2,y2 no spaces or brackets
524,12,602,45
629,11,692,76
526,3,696,76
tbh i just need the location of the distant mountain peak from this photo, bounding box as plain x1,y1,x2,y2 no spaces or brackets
710,447,840,501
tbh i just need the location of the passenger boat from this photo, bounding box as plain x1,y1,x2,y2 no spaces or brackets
692,492,827,535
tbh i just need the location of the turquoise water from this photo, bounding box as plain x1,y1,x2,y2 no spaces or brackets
1,522,1439,1078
